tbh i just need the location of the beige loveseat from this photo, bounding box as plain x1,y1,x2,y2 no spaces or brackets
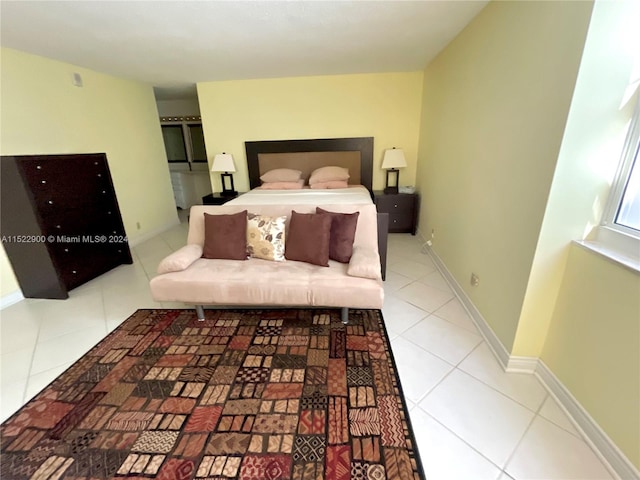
150,203,384,322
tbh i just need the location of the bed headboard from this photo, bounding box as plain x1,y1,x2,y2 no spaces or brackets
245,137,374,190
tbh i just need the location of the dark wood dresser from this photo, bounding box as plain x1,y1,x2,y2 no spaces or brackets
1,153,132,299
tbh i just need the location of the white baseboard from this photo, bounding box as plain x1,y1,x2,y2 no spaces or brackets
424,245,639,480
426,246,511,369
128,217,181,247
536,361,639,480
506,355,539,374
0,290,24,310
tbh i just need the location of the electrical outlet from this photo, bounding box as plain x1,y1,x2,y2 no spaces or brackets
136,222,141,230
431,229,435,239
470,273,480,286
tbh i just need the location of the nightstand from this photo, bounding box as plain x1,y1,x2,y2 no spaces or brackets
373,191,418,234
202,192,243,205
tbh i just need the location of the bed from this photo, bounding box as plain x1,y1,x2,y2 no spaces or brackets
229,137,388,278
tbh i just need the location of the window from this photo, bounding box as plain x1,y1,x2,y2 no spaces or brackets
602,96,640,237
160,116,208,167
585,95,640,272
161,125,187,162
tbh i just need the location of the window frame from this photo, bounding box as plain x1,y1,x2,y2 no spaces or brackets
582,94,640,272
602,95,640,238
159,116,208,167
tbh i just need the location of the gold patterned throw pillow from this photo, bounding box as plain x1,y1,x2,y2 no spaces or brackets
247,213,286,261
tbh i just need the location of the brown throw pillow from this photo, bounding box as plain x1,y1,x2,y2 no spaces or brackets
202,210,248,260
285,211,332,266
316,208,360,263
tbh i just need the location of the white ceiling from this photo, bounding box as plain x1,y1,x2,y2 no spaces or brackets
0,1,488,100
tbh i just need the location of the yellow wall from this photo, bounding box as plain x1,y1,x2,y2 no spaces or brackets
197,72,423,193
513,0,639,356
533,1,640,467
0,48,178,298
415,0,592,350
542,246,640,467
417,0,640,469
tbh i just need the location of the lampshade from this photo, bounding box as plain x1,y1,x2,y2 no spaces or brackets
211,153,236,173
381,148,407,170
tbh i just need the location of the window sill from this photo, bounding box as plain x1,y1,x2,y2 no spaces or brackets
575,226,640,274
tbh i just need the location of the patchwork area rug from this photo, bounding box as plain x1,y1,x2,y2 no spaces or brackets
1,308,424,479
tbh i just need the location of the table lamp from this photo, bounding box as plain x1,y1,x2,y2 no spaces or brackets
211,152,237,196
381,147,407,194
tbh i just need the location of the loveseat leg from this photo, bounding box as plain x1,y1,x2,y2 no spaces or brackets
341,307,349,325
195,305,205,321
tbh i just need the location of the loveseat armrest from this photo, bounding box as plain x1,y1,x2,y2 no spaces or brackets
157,244,203,274
347,246,382,280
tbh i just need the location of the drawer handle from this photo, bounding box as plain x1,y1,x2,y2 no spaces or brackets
394,204,398,208
36,165,42,170
41,180,46,184
56,225,61,229
48,200,53,205
97,174,102,177
72,270,77,274
64,248,69,252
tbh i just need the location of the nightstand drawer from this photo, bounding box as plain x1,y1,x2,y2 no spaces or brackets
373,191,418,235
388,213,413,232
375,195,415,212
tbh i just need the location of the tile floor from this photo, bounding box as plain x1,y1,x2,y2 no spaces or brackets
0,217,616,479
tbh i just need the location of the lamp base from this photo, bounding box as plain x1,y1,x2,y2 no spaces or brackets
384,168,400,195
220,172,236,197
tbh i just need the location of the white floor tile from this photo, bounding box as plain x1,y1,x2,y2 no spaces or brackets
409,407,502,480
496,473,515,480
420,369,535,467
396,281,455,313
160,227,189,251
537,395,581,437
99,263,149,288
416,270,453,293
0,301,42,354
30,324,107,375
132,236,173,261
102,283,162,325
433,298,478,333
383,270,413,293
505,416,614,479
458,343,547,412
390,336,454,403
1,347,34,388
37,294,106,343
25,362,73,401
381,295,428,337
402,314,483,365
0,379,27,422
388,258,436,280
